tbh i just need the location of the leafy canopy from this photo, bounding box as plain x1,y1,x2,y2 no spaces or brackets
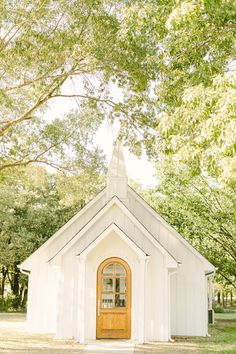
143,159,236,288
0,0,235,179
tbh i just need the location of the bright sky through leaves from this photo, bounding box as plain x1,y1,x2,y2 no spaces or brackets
45,77,156,187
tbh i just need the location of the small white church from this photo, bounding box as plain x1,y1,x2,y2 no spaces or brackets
19,142,215,343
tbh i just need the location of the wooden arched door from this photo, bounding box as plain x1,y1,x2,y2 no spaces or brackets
96,257,131,339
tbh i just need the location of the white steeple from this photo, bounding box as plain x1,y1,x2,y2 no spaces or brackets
106,140,128,199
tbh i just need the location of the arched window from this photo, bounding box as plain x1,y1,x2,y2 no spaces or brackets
101,262,127,308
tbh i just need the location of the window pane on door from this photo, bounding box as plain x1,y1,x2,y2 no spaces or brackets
115,294,126,307
115,263,126,276
102,278,114,292
103,264,114,276
102,294,114,308
115,278,126,292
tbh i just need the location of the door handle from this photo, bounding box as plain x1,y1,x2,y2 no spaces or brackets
98,300,100,316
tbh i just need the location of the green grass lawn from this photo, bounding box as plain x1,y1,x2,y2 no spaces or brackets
135,313,236,353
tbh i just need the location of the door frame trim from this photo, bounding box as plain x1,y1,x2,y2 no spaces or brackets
96,257,131,339
76,223,149,343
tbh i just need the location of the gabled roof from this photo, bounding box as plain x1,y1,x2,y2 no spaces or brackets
19,188,107,270
78,223,147,260
128,186,215,272
20,141,215,274
48,196,178,268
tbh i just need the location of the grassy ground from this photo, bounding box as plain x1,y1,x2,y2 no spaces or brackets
0,312,84,354
135,313,236,353
0,312,235,353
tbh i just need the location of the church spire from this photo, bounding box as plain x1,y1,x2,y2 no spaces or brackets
106,140,128,199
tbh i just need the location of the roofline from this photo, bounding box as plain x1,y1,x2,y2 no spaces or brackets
49,195,178,267
128,186,215,271
78,223,148,259
19,187,106,269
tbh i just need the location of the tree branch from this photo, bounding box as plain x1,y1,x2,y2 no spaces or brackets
0,74,69,136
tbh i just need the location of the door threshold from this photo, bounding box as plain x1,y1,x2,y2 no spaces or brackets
87,339,136,344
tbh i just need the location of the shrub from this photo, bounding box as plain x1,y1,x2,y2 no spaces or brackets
213,306,224,313
0,295,25,312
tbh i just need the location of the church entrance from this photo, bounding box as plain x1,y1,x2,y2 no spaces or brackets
96,257,131,339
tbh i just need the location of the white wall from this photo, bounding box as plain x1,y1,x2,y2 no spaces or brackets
57,228,169,341
84,232,140,341
127,189,209,337
145,248,170,341
26,187,209,339
26,259,58,333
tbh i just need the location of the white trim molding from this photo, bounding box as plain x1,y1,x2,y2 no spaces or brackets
49,196,178,269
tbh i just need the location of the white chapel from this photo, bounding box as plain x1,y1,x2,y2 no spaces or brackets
19,142,215,343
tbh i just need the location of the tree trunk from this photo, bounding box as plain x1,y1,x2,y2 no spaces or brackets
21,287,28,308
7,265,20,296
0,267,8,297
217,291,221,305
222,292,225,307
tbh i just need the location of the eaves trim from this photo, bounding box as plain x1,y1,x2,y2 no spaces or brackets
77,222,149,258
128,186,215,271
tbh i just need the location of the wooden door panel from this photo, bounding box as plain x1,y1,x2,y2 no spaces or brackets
101,314,126,329
96,257,131,339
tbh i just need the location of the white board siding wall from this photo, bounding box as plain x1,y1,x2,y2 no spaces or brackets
57,253,77,339
159,224,208,336
26,260,57,333
145,249,169,341
127,191,209,336
84,233,140,341
170,270,207,336
59,231,169,341
71,205,164,259
56,231,141,340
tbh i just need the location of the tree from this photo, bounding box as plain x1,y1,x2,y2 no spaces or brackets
0,1,156,137
114,1,236,182
1,1,235,178
0,108,104,173
150,72,236,184
0,162,105,307
1,0,235,295
143,159,236,288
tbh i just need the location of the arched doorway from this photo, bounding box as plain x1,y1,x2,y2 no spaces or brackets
96,257,131,339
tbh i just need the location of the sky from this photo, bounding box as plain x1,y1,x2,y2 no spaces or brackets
45,77,156,187
94,121,156,187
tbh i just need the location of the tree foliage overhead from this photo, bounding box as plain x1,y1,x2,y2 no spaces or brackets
0,108,104,173
143,159,236,288
1,0,235,178
116,0,236,182
0,0,160,171
0,0,155,133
